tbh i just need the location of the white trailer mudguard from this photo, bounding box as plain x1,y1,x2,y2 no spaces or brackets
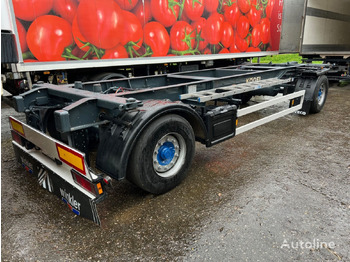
9,116,106,225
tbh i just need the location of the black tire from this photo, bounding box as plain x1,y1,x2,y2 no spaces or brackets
90,72,126,81
240,94,253,104
234,94,252,105
310,75,329,114
127,115,195,194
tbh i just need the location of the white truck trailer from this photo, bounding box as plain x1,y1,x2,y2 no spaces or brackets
2,0,349,95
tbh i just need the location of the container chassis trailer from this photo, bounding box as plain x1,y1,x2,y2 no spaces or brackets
9,62,330,225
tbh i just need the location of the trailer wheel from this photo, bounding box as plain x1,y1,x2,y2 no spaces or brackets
310,75,329,113
127,115,195,194
90,72,126,81
234,94,252,104
240,94,253,104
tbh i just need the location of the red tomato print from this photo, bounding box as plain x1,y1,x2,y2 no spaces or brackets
115,0,139,11
102,44,128,59
72,16,89,51
251,24,261,47
204,0,219,13
229,44,240,53
237,0,251,14
132,0,152,26
170,21,195,52
219,48,229,53
248,5,262,27
204,12,223,45
13,0,53,21
11,0,280,59
120,11,143,49
235,34,249,52
237,15,250,39
27,15,73,61
191,17,208,51
220,22,234,48
144,22,170,56
247,46,261,52
184,0,204,21
260,18,271,44
77,0,123,49
151,0,180,28
266,0,275,18
224,3,240,28
53,0,78,24
15,19,28,52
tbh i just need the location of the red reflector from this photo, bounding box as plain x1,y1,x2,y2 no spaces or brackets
71,170,96,195
11,130,23,145
103,178,109,185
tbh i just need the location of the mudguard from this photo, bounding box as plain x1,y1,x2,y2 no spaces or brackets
295,76,319,114
96,100,207,180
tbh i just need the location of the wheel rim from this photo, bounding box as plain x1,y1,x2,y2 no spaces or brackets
153,133,186,178
317,83,326,106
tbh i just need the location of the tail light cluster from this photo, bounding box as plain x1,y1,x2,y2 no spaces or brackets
71,170,103,196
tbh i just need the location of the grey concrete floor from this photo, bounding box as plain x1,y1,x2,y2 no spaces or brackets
1,83,349,261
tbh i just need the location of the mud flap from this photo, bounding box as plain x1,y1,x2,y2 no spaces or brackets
289,96,310,116
13,143,102,225
294,77,324,115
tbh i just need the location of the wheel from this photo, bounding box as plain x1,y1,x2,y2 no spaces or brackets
310,75,329,114
127,115,195,194
90,72,126,81
240,94,253,104
234,94,252,104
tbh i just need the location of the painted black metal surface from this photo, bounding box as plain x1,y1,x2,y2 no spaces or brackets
1,31,18,63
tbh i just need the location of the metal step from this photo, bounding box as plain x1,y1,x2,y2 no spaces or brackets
180,78,293,103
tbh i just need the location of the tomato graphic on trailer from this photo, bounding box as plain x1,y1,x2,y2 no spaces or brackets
115,0,139,11
26,15,73,61
120,10,144,57
221,22,234,48
151,0,181,28
133,0,152,26
144,22,170,57
76,0,123,50
53,0,78,24
13,0,53,21
102,44,129,59
15,19,28,53
184,0,204,21
204,12,223,45
224,3,240,28
12,0,283,62
170,21,196,53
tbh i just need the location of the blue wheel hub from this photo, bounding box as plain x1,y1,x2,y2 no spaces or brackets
318,89,323,100
153,134,183,175
157,142,175,166
317,84,326,106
